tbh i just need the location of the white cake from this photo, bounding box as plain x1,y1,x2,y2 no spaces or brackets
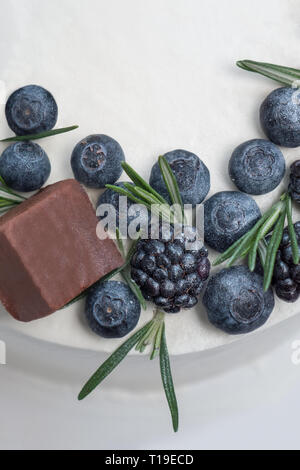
0,0,300,372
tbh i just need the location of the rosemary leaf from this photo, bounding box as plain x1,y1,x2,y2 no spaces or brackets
122,162,168,204
160,323,179,433
286,195,300,265
213,202,283,266
248,206,281,271
263,209,286,291
257,239,268,268
78,320,154,400
150,320,164,360
105,184,150,208
237,60,300,87
115,228,126,258
1,125,79,142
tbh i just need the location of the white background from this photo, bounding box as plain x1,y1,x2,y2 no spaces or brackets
1,0,300,449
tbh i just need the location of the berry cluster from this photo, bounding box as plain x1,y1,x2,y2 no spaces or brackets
130,225,210,313
272,222,300,302
289,160,300,203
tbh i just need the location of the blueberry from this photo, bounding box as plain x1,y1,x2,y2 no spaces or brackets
0,141,51,192
5,85,57,136
71,134,125,188
97,182,149,236
204,191,261,252
149,150,210,206
85,280,141,338
203,266,274,335
229,139,285,195
260,87,300,148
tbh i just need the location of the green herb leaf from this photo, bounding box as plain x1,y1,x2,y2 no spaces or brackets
213,202,284,266
78,320,154,400
248,206,281,271
121,268,147,310
257,239,268,268
122,162,168,204
237,60,300,87
263,209,286,291
286,195,300,265
105,184,150,207
158,155,184,221
159,323,179,433
115,228,126,258
1,125,79,142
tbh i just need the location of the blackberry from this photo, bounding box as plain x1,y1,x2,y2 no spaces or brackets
130,224,210,313
289,161,300,204
272,222,300,302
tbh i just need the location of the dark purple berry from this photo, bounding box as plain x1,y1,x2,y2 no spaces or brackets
131,268,148,286
166,243,183,263
161,280,176,298
197,256,211,281
153,268,168,282
141,255,156,274
144,240,165,255
181,253,196,273
144,278,160,297
169,265,184,281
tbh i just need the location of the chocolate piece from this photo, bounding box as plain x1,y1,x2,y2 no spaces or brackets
0,179,123,322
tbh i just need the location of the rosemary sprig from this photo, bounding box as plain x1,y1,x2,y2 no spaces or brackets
236,60,300,87
79,158,184,432
0,125,79,142
214,192,300,292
